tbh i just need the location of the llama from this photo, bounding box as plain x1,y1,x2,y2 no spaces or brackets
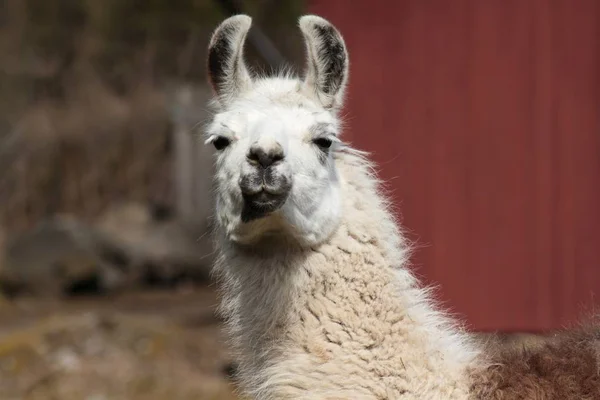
204,14,600,399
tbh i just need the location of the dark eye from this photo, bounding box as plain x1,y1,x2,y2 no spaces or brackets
313,137,333,150
213,136,231,151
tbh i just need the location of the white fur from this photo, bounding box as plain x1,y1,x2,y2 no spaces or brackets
206,76,343,246
206,14,485,399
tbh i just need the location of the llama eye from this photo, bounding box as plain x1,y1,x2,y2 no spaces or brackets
313,137,333,150
213,136,231,151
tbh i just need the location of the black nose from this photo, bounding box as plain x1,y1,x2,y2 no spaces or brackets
247,145,284,168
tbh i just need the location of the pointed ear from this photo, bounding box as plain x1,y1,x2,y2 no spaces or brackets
299,15,349,110
207,15,253,107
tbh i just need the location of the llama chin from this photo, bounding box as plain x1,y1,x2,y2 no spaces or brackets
205,13,600,400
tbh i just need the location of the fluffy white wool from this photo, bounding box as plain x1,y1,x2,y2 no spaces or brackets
207,14,485,400
212,145,483,399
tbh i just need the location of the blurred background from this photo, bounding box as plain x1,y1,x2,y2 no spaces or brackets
0,0,599,398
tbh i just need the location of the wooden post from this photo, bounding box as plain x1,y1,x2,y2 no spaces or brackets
169,84,215,230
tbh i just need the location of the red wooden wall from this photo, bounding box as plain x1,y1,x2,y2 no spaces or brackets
309,0,600,332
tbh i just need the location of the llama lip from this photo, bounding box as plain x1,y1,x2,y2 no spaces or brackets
241,190,288,223
239,167,292,195
262,167,292,194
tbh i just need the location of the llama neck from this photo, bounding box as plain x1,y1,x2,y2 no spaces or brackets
215,150,482,398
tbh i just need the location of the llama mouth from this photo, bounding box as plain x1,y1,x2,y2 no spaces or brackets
241,191,288,223
239,168,292,197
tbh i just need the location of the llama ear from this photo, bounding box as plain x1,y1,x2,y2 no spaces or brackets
207,15,253,106
299,15,349,110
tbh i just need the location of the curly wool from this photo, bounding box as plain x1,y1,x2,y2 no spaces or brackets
213,148,483,399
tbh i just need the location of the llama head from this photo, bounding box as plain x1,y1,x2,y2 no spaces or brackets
205,14,349,246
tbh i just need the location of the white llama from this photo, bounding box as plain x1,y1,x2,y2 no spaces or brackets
204,14,600,400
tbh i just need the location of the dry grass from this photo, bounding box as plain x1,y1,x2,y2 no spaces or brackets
0,289,239,400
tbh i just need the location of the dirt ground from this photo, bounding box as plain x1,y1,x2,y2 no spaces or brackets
0,287,240,400
0,284,549,400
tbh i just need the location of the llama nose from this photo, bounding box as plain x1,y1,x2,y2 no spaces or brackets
247,142,284,168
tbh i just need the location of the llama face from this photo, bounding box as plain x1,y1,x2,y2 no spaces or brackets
205,15,349,246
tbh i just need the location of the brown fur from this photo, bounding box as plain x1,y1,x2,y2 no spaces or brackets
471,324,600,399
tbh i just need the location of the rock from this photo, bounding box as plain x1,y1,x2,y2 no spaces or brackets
93,202,215,287
0,201,216,298
0,216,126,298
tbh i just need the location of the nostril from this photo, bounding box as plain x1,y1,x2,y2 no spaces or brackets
248,146,284,168
271,152,284,163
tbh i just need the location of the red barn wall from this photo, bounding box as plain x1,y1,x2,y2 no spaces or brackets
308,0,600,332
